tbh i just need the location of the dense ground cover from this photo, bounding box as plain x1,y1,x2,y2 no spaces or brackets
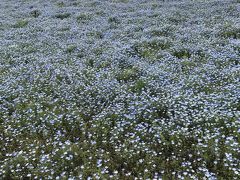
0,0,239,179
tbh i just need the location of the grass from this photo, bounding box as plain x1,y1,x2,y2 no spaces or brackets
12,20,28,28
76,13,92,23
128,39,171,61
66,45,77,54
173,49,192,59
55,13,71,20
30,10,41,18
116,67,140,82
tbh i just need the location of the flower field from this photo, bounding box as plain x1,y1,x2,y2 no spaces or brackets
0,0,239,179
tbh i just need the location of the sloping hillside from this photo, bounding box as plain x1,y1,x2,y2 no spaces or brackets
0,0,239,179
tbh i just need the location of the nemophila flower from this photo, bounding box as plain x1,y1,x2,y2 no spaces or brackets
0,0,239,179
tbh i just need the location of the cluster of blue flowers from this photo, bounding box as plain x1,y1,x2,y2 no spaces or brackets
0,0,239,179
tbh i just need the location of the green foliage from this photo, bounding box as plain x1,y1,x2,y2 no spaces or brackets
112,0,129,3
56,1,65,7
30,9,41,18
149,28,173,37
12,20,28,28
108,17,120,24
85,59,94,67
168,11,188,24
180,60,196,72
130,39,171,60
77,13,92,23
219,22,240,39
86,31,103,39
58,27,70,31
1,0,239,179
173,49,192,59
55,13,71,20
221,28,240,39
128,79,147,93
66,45,77,53
116,67,140,82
